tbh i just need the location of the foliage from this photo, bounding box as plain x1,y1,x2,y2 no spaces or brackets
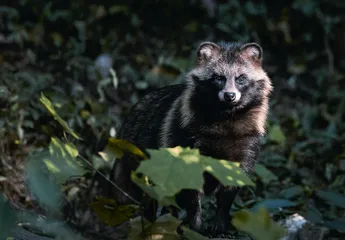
232,207,286,240
89,196,138,227
0,194,17,239
99,137,148,160
1,0,345,239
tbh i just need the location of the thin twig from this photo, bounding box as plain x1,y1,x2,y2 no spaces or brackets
77,154,141,205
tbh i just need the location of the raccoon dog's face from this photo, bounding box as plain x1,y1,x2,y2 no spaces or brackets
189,41,272,113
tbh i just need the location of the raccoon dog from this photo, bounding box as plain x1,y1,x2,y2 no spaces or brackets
111,41,273,236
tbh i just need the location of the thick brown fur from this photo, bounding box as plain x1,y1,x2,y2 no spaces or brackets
111,41,273,237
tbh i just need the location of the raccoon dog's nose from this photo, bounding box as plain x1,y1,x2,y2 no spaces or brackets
224,92,236,102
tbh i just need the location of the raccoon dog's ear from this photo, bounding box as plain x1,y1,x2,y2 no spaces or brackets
240,43,263,63
197,42,220,65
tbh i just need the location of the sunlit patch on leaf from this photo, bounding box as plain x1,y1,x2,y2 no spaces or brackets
46,137,86,184
39,92,81,140
98,138,148,161
89,196,138,227
232,207,286,240
201,157,255,187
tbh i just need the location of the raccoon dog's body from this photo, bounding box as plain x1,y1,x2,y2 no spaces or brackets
112,41,273,236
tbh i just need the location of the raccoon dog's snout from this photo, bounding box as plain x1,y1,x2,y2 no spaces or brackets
218,89,241,104
224,92,236,102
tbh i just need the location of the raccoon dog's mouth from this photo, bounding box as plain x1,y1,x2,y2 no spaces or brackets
219,101,241,111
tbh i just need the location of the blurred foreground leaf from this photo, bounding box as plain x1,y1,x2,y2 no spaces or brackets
232,207,286,240
89,196,138,227
25,150,63,213
0,194,17,240
39,92,81,140
46,137,86,183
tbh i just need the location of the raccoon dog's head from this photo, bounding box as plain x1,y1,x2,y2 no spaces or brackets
188,41,273,113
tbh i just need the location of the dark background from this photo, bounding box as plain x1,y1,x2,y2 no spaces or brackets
1,0,345,238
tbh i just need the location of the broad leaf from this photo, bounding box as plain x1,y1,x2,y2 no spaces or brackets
323,219,345,232
131,172,178,207
181,226,209,240
25,150,63,212
136,147,204,198
89,196,138,226
254,164,278,184
201,157,255,187
279,185,305,199
232,207,286,240
304,206,323,224
99,138,148,160
128,214,181,240
47,137,86,183
267,124,286,145
0,194,17,240
315,190,345,209
251,199,298,212
128,215,150,240
39,92,81,140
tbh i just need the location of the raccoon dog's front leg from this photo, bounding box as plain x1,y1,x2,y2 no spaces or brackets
212,186,240,236
176,189,204,233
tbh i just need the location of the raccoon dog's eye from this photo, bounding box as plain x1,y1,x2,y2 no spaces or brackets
236,74,247,85
212,74,226,84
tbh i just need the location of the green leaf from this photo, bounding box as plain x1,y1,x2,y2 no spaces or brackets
136,147,204,198
201,157,255,187
315,190,345,209
267,124,286,145
39,92,81,140
128,214,181,240
304,206,323,224
128,215,150,240
251,199,298,212
0,194,17,240
47,137,86,184
232,207,286,240
254,164,278,184
181,226,209,240
89,196,138,227
98,138,148,160
25,150,63,213
131,172,178,207
323,219,345,232
279,185,305,199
